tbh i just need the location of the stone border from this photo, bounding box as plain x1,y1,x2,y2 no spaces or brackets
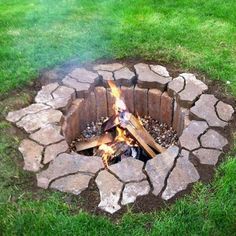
6,62,234,214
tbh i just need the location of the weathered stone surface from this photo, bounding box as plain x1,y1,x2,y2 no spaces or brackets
121,86,134,114
216,101,234,122
192,148,222,165
190,94,227,128
30,124,64,146
200,129,228,150
16,109,63,133
179,120,208,151
50,173,92,195
93,63,124,72
162,150,200,200
35,83,59,103
62,76,91,98
145,146,179,196
94,87,108,120
172,103,189,136
37,153,103,189
172,102,180,133
43,140,69,164
19,139,43,172
134,87,148,117
121,180,150,205
109,157,146,183
83,92,97,123
178,107,190,136
69,68,98,84
97,70,115,87
135,63,171,90
46,86,76,110
6,103,50,123
160,92,173,126
150,65,170,77
177,73,208,108
61,99,84,143
107,88,116,117
114,67,135,87
167,76,185,97
148,89,162,121
95,170,123,214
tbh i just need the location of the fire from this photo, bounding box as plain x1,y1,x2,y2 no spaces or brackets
107,80,126,114
97,81,135,167
115,126,134,145
98,143,115,167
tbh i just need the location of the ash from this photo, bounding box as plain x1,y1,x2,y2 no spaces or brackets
70,116,178,152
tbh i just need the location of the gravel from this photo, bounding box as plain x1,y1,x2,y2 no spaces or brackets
70,116,178,153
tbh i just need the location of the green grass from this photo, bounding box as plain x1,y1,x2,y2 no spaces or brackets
0,0,236,95
0,1,236,235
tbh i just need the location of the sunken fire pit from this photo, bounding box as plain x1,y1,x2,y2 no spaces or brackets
6,62,234,214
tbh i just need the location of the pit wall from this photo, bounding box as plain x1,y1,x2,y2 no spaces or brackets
62,85,189,144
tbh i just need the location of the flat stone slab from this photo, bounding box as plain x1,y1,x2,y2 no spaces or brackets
216,101,234,122
16,109,63,133
135,63,171,90
6,103,50,123
37,153,103,189
150,65,170,77
200,129,228,150
97,70,114,86
35,83,59,103
62,76,91,97
162,150,200,200
43,140,69,164
121,180,150,205
108,157,146,183
93,63,124,72
190,94,227,128
177,73,208,108
192,148,222,165
46,85,76,110
114,67,135,86
95,170,123,214
167,76,185,97
145,146,179,196
69,68,98,84
29,125,64,146
179,120,208,151
50,173,93,195
18,139,43,172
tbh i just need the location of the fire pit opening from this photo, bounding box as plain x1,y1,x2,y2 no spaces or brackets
62,80,180,167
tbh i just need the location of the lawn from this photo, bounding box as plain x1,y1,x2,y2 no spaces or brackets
0,0,235,235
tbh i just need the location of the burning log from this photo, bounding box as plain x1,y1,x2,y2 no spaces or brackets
75,133,114,152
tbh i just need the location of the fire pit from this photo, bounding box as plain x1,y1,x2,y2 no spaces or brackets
6,62,234,214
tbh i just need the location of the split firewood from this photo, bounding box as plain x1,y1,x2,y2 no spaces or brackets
125,123,156,158
75,133,114,152
119,112,166,155
129,113,166,153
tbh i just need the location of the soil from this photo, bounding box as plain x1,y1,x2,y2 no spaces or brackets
1,57,235,221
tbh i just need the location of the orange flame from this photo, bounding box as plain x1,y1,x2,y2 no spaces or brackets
107,80,126,114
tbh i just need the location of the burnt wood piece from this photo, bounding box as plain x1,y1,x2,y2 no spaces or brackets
120,113,166,154
75,133,114,152
95,141,129,167
101,115,120,132
125,123,156,158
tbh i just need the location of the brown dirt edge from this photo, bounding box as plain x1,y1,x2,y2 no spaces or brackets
1,57,235,221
